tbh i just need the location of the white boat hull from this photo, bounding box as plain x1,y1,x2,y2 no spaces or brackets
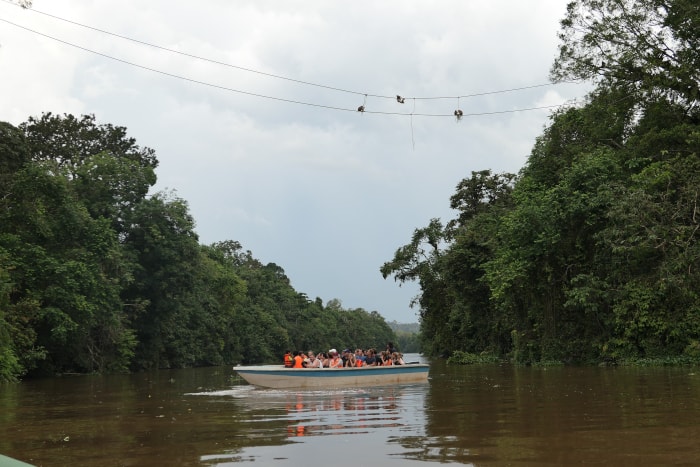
233,364,429,389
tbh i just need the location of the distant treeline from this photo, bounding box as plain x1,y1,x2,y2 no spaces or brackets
382,0,700,364
0,114,396,382
387,321,421,353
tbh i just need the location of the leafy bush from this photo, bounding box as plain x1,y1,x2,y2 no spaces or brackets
447,350,500,365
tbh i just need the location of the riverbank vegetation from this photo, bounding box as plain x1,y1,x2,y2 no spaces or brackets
388,321,421,353
382,0,700,366
0,114,399,382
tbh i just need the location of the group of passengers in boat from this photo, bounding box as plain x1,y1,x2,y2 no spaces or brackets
283,343,405,368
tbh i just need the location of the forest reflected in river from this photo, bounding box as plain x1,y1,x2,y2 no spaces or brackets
1,355,700,466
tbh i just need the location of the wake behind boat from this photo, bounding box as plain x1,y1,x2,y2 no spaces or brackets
233,363,429,389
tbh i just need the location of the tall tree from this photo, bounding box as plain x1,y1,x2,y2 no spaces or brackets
0,122,30,193
382,171,515,356
0,250,23,382
20,113,157,234
122,192,202,369
1,161,133,373
552,0,700,106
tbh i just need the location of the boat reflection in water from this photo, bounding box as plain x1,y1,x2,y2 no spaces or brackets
193,381,429,465
282,386,403,437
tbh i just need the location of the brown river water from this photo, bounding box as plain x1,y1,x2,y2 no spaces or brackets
1,354,699,466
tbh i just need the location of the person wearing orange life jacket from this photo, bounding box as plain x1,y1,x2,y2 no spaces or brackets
354,348,366,367
292,351,304,368
283,350,293,368
381,350,393,365
327,349,343,368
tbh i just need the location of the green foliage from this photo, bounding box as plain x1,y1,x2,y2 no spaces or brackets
391,328,421,353
386,321,422,354
0,253,22,382
551,0,700,105
616,355,700,366
0,115,398,379
383,171,516,358
0,121,29,192
447,350,500,365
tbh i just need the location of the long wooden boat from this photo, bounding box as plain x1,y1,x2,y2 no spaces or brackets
233,363,429,389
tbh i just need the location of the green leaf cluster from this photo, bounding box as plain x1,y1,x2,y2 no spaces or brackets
446,351,500,365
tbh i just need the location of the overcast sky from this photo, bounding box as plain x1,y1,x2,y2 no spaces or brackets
0,1,590,323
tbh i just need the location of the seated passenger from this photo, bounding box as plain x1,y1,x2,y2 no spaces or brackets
327,349,343,368
292,350,304,368
284,350,293,368
341,348,351,367
392,351,405,365
364,349,378,366
341,349,355,368
355,349,366,365
344,350,356,367
307,351,323,368
381,351,393,366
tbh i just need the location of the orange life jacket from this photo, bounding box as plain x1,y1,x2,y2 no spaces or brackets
284,353,293,368
355,359,363,367
329,357,342,368
293,355,303,368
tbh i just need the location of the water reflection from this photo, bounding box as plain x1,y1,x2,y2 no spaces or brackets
421,363,700,466
2,359,700,466
192,383,429,465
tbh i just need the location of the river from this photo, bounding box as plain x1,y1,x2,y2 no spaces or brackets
1,354,699,466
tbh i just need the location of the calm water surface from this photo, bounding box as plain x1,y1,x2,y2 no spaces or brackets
1,355,699,466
